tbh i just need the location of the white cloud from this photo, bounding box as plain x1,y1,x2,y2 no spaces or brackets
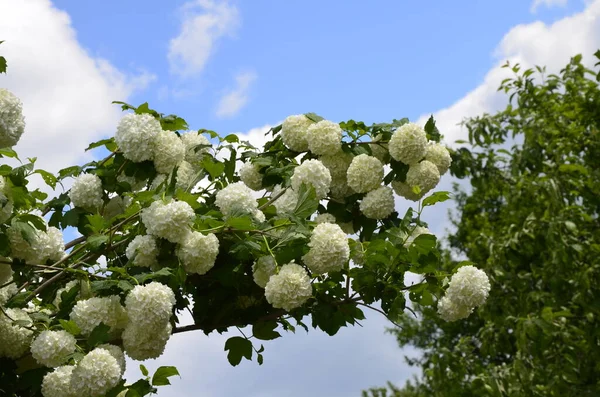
530,0,569,13
417,0,600,146
168,0,239,78
0,0,154,177
215,71,257,118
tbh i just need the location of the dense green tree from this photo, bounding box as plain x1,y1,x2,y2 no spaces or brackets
366,52,600,396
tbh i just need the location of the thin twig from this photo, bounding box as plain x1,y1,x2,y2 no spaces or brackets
356,302,404,329
65,236,86,250
258,188,288,211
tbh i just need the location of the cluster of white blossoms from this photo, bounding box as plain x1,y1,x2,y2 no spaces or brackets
239,162,263,191
8,224,65,264
0,308,34,359
30,330,77,367
125,235,159,268
115,113,162,162
314,213,336,224
252,255,277,288
0,177,14,223
389,123,428,165
271,185,298,216
303,223,350,274
141,200,195,243
405,160,440,196
320,152,354,199
69,295,128,336
290,159,332,199
359,186,395,219
181,131,211,165
264,262,312,311
0,88,26,148
122,282,175,360
281,114,313,152
177,231,220,275
153,130,185,174
346,154,384,193
438,265,491,322
391,180,421,202
306,120,343,155
41,365,76,397
69,173,104,210
70,347,122,397
404,226,433,247
425,141,452,175
215,181,259,217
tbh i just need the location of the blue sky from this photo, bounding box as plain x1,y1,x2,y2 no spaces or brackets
1,0,598,396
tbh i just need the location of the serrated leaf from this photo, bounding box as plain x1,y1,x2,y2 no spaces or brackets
226,216,255,231
422,191,452,207
293,184,318,219
252,321,281,341
59,319,81,336
224,336,253,366
201,157,225,179
151,366,180,386
87,234,108,249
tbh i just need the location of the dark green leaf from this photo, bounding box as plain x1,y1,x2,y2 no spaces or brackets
151,366,180,386
224,336,253,366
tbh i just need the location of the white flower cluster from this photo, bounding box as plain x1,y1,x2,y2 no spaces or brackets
389,123,428,165
346,154,384,193
438,265,491,322
306,120,342,155
69,173,104,210
174,160,198,191
239,162,263,191
303,223,350,274
0,88,26,148
252,255,276,288
8,224,65,264
320,153,354,199
126,235,159,268
123,282,175,360
405,160,440,196
69,295,128,336
141,200,195,243
181,131,211,165
425,141,452,175
281,114,313,152
215,182,259,217
97,343,126,376
314,213,336,224
391,180,421,202
0,177,14,223
41,365,76,397
264,262,312,311
117,174,147,192
291,159,331,199
404,226,433,247
103,196,127,220
154,130,186,174
70,347,122,397
177,231,220,275
271,185,298,216
115,113,162,162
0,308,34,358
359,186,395,219
0,281,17,306
31,330,77,367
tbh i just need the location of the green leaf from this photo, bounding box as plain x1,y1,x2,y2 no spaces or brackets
133,267,172,284
151,366,180,386
201,157,225,179
222,134,239,143
34,169,57,189
0,56,6,74
304,112,325,123
422,191,452,207
87,234,109,250
58,165,82,180
126,379,156,397
252,321,282,341
225,216,255,231
224,336,253,366
85,138,115,152
87,323,111,348
10,220,38,245
139,364,149,377
293,184,318,219
0,148,19,159
59,320,81,336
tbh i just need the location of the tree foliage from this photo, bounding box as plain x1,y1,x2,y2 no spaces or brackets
369,52,600,396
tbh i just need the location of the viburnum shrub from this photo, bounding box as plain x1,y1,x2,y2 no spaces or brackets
0,56,490,397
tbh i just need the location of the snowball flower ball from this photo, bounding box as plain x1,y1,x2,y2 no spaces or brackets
0,308,34,358
391,180,422,202
97,344,126,376
126,235,159,268
346,154,384,193
425,141,452,175
181,131,211,164
69,295,128,336
42,365,76,397
215,182,258,217
70,348,122,397
69,174,103,210
239,162,263,191
115,113,162,162
252,255,277,288
271,185,298,216
306,120,342,155
437,295,473,322
153,130,185,174
291,159,331,199
314,213,336,224
405,160,440,196
445,265,491,309
0,89,26,148
303,223,350,274
265,262,313,311
125,282,175,329
122,321,172,361
320,152,354,199
389,123,428,165
31,330,77,367
141,200,195,243
281,114,313,152
177,231,220,275
359,186,395,219
7,225,65,265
